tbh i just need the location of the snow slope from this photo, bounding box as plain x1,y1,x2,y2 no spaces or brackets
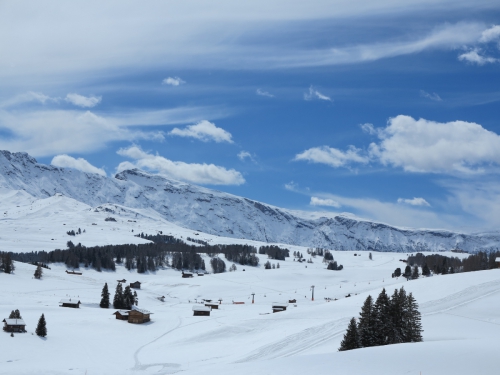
1,253,499,375
1,150,499,253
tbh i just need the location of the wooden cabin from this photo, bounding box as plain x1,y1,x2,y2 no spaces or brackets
117,279,126,283
205,303,219,309
182,272,194,278
197,273,205,276
130,281,141,289
128,306,151,324
60,299,81,308
272,302,289,312
496,257,500,268
113,310,129,320
65,270,82,275
288,299,297,303
193,306,211,316
2,318,26,333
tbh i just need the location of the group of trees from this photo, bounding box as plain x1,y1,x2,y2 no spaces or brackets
34,264,43,279
264,261,280,269
210,257,226,273
0,252,14,274
258,245,289,260
66,228,82,236
224,244,259,266
105,282,138,309
327,261,343,270
171,251,205,271
339,287,422,351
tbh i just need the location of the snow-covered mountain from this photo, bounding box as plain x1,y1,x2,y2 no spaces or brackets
1,150,499,252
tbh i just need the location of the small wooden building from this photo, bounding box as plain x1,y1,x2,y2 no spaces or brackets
193,306,211,316
130,281,141,289
66,270,82,275
2,318,26,333
128,306,151,324
272,302,289,313
117,279,126,283
182,272,194,278
205,303,219,309
113,310,129,320
496,257,500,268
288,299,296,303
60,298,81,308
197,273,205,276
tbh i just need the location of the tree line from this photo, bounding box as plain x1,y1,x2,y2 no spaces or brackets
339,287,422,351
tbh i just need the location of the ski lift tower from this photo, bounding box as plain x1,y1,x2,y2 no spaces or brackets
251,293,255,304
311,285,315,301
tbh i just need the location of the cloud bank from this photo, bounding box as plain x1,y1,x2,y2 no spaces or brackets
51,154,107,176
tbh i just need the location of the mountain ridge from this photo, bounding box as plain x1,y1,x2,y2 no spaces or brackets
1,150,499,253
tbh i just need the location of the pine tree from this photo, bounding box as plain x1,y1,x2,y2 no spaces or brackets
9,309,22,319
422,264,430,276
123,285,135,309
357,295,377,347
133,291,138,306
100,283,110,308
36,314,47,337
34,264,43,279
404,293,423,342
369,252,373,260
339,318,360,351
113,282,125,309
388,287,406,344
412,266,420,279
373,288,392,346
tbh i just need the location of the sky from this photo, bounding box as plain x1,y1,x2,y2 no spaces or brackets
1,0,500,231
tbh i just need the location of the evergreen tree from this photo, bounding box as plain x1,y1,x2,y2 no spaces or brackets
338,318,360,351
36,314,47,337
404,265,411,279
1,253,14,274
100,283,110,308
411,266,420,279
113,282,125,309
133,291,138,306
357,295,377,347
9,309,22,319
123,285,135,309
393,267,401,277
422,264,430,276
404,293,423,342
34,264,43,279
369,252,373,260
373,288,392,346
389,287,407,344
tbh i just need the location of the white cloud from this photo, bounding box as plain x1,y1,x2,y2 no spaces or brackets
310,197,341,208
284,181,299,192
116,145,244,185
397,197,431,207
0,105,221,157
458,49,497,65
256,89,274,98
294,145,368,168
304,86,332,101
65,93,102,108
162,77,186,86
420,90,442,101
370,115,500,174
51,154,106,176
0,91,59,108
237,151,255,162
169,120,233,143
479,25,500,43
361,123,377,135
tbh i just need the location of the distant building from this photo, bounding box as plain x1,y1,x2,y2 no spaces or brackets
2,318,26,333
130,281,141,289
65,270,82,275
182,272,194,278
272,302,289,313
205,303,219,309
117,279,126,283
113,310,130,321
128,306,151,324
193,306,211,316
60,299,81,308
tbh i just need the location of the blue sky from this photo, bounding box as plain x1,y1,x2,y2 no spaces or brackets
1,1,500,231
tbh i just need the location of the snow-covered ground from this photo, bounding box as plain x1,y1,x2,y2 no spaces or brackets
1,251,499,375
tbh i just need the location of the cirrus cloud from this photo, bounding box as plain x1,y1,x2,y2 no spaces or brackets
397,197,431,207
51,154,107,176
65,93,102,108
116,145,244,185
310,197,341,208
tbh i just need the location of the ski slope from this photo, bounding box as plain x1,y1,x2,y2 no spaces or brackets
1,252,499,375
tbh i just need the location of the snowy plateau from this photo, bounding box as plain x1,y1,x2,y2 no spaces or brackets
0,149,499,375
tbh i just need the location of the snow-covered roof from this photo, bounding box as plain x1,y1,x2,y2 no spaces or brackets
193,306,211,312
59,299,80,304
496,257,500,262
113,310,130,315
272,302,289,307
131,305,152,314
3,318,26,326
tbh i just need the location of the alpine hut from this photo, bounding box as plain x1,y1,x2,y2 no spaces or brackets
113,310,130,321
128,306,152,324
60,298,81,308
130,281,141,289
193,306,211,316
272,302,289,313
2,318,26,333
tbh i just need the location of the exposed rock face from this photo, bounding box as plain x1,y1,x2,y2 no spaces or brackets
1,150,498,252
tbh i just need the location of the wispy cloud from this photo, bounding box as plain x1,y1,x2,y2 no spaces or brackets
310,197,341,208
237,151,256,162
116,145,244,185
256,89,274,98
397,197,431,207
51,154,106,176
294,145,368,168
162,77,186,86
65,93,102,108
479,25,500,43
458,49,497,65
0,91,59,108
420,90,442,101
304,86,332,102
169,120,233,143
